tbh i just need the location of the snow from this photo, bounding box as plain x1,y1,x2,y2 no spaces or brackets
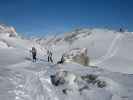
0,26,133,100
0,41,8,48
42,28,133,74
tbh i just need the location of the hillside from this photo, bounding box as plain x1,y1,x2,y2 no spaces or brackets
0,25,132,100
37,28,133,74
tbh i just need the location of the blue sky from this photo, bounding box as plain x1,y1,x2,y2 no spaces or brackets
0,0,132,36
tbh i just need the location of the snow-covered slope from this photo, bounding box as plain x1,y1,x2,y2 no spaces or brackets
38,28,133,74
0,25,133,100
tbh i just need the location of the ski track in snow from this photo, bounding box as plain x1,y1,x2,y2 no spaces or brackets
92,33,124,65
5,59,60,100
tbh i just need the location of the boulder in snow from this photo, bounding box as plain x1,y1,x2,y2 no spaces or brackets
64,48,89,66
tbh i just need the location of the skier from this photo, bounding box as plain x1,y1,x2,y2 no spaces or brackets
119,28,124,33
57,54,65,64
120,28,122,32
47,50,53,63
30,47,37,62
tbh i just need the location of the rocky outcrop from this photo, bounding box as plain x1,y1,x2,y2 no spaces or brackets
63,48,89,66
50,71,107,95
0,24,18,37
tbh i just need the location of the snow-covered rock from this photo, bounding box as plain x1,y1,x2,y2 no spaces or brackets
63,48,89,66
0,24,18,37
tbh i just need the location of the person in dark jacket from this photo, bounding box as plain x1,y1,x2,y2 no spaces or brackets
47,50,53,63
57,54,65,64
30,47,37,62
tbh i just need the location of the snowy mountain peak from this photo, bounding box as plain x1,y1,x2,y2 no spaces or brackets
0,24,18,37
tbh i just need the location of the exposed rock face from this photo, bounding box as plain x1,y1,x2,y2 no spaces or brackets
64,48,89,66
50,71,107,95
0,24,18,37
64,28,92,43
